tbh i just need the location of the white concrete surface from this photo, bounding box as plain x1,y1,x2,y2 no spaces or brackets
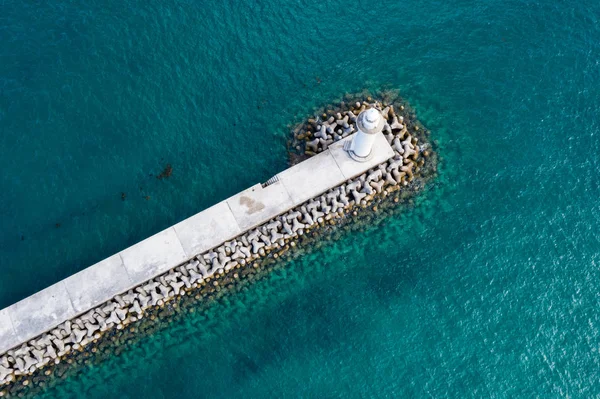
226,182,294,231
8,282,75,342
121,228,188,282
64,254,133,314
174,200,241,257
0,309,19,354
278,150,346,204
0,131,395,353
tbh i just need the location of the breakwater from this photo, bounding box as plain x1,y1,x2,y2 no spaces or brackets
0,95,437,397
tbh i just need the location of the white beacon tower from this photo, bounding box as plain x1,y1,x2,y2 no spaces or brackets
347,107,384,162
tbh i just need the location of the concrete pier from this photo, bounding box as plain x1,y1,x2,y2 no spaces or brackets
0,132,393,355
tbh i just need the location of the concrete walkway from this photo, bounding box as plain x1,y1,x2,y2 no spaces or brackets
0,132,394,354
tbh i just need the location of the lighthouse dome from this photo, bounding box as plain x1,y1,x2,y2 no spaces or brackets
356,108,385,135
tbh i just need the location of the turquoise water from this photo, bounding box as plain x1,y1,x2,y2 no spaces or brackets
2,0,600,397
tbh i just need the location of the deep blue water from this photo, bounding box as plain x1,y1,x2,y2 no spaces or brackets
2,0,600,397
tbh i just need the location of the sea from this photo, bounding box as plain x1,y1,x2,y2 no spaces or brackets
1,0,599,397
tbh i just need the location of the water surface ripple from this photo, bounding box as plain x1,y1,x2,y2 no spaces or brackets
1,0,599,397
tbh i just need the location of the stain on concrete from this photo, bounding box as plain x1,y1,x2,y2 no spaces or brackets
239,196,265,215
